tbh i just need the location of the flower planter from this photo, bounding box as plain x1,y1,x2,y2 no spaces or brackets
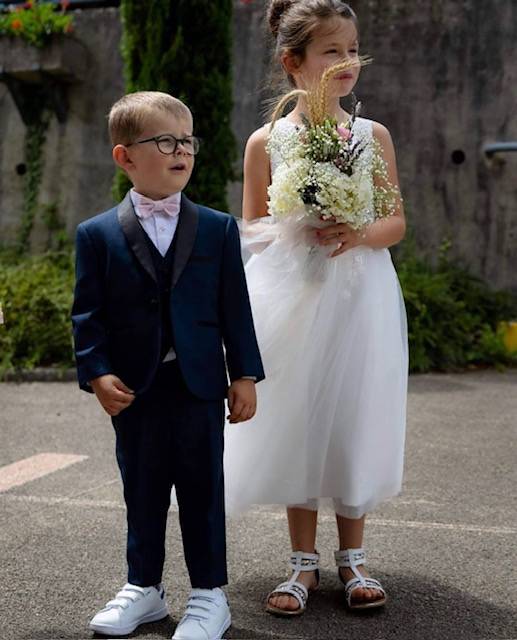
0,35,88,124
0,35,87,84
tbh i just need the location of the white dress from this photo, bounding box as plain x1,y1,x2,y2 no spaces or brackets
224,116,408,519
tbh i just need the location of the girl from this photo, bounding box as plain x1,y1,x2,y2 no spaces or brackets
224,0,408,615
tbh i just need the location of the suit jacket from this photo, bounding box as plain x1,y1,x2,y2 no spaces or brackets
71,192,265,400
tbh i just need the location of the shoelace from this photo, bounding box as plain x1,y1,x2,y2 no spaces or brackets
104,586,149,611
183,594,220,623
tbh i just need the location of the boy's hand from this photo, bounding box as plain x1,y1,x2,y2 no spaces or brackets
227,379,257,424
90,374,135,416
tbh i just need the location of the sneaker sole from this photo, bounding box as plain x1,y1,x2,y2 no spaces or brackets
214,614,231,640
89,605,169,636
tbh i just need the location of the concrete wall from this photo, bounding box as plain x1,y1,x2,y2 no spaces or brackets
0,1,516,290
348,0,517,289
0,8,124,248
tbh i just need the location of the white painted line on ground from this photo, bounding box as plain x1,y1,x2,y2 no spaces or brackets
257,511,517,535
0,492,516,536
368,517,516,536
2,494,124,509
0,453,88,492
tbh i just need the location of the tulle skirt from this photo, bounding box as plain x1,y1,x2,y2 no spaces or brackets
224,217,408,518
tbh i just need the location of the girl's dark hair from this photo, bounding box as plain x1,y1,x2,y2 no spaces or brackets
267,0,358,86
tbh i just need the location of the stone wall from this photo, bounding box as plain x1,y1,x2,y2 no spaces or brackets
0,0,516,290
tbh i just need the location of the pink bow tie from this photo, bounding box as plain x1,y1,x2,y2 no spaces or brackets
133,192,181,219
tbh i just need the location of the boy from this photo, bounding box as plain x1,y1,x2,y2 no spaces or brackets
72,91,264,640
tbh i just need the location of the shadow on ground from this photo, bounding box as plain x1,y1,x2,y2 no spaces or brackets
227,570,517,640
23,571,517,640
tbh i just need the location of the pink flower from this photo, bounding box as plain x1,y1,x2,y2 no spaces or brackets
337,125,352,141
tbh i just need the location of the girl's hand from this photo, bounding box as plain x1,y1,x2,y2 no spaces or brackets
315,222,364,258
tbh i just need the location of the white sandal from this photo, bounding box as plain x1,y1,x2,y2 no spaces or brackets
266,550,320,617
335,548,387,610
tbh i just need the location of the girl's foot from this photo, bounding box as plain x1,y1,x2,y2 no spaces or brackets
267,568,319,612
266,551,320,616
335,548,387,610
338,565,384,606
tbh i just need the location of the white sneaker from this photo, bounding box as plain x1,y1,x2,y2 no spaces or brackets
89,583,168,636
172,588,231,640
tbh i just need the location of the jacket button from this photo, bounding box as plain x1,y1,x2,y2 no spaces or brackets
149,298,159,307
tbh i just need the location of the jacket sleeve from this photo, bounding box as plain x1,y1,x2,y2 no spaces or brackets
71,224,113,392
220,216,265,383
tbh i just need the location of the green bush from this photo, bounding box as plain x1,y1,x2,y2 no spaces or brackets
0,250,75,375
115,0,236,209
0,244,515,376
396,244,517,372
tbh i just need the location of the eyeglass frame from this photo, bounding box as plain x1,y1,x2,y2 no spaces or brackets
125,133,201,156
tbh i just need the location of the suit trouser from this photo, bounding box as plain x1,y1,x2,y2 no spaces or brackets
112,360,227,588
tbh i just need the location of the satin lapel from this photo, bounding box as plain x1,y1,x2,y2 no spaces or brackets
117,192,157,283
172,194,199,288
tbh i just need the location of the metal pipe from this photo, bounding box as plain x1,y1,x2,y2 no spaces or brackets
483,142,517,158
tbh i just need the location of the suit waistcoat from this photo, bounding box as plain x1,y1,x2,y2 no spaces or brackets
142,230,177,360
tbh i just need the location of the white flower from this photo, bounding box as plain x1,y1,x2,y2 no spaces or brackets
310,163,374,229
266,125,304,165
267,158,312,218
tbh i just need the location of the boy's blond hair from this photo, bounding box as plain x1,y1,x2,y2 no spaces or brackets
108,91,192,146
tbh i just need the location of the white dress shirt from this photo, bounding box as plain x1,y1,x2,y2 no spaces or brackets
130,189,181,257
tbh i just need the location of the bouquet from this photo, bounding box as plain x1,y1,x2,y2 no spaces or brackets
266,58,399,231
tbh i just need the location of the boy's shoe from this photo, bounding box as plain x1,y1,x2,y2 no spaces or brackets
89,582,168,636
172,587,231,640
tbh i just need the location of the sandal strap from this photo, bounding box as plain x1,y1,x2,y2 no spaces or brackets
345,576,386,607
334,547,366,569
289,550,320,572
268,580,308,611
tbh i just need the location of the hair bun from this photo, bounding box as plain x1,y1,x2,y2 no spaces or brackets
268,0,295,37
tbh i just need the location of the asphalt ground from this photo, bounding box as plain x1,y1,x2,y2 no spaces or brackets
1,370,516,640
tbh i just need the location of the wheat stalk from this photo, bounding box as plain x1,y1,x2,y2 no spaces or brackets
312,55,372,125
270,89,307,130
270,55,372,130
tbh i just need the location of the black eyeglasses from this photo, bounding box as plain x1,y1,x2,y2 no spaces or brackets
126,134,201,156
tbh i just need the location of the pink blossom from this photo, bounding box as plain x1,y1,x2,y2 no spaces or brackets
337,125,352,141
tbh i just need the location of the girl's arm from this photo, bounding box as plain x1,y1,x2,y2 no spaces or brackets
362,122,406,248
242,125,271,221
318,122,406,257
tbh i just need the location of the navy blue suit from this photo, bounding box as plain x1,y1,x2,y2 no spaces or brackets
72,192,264,588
